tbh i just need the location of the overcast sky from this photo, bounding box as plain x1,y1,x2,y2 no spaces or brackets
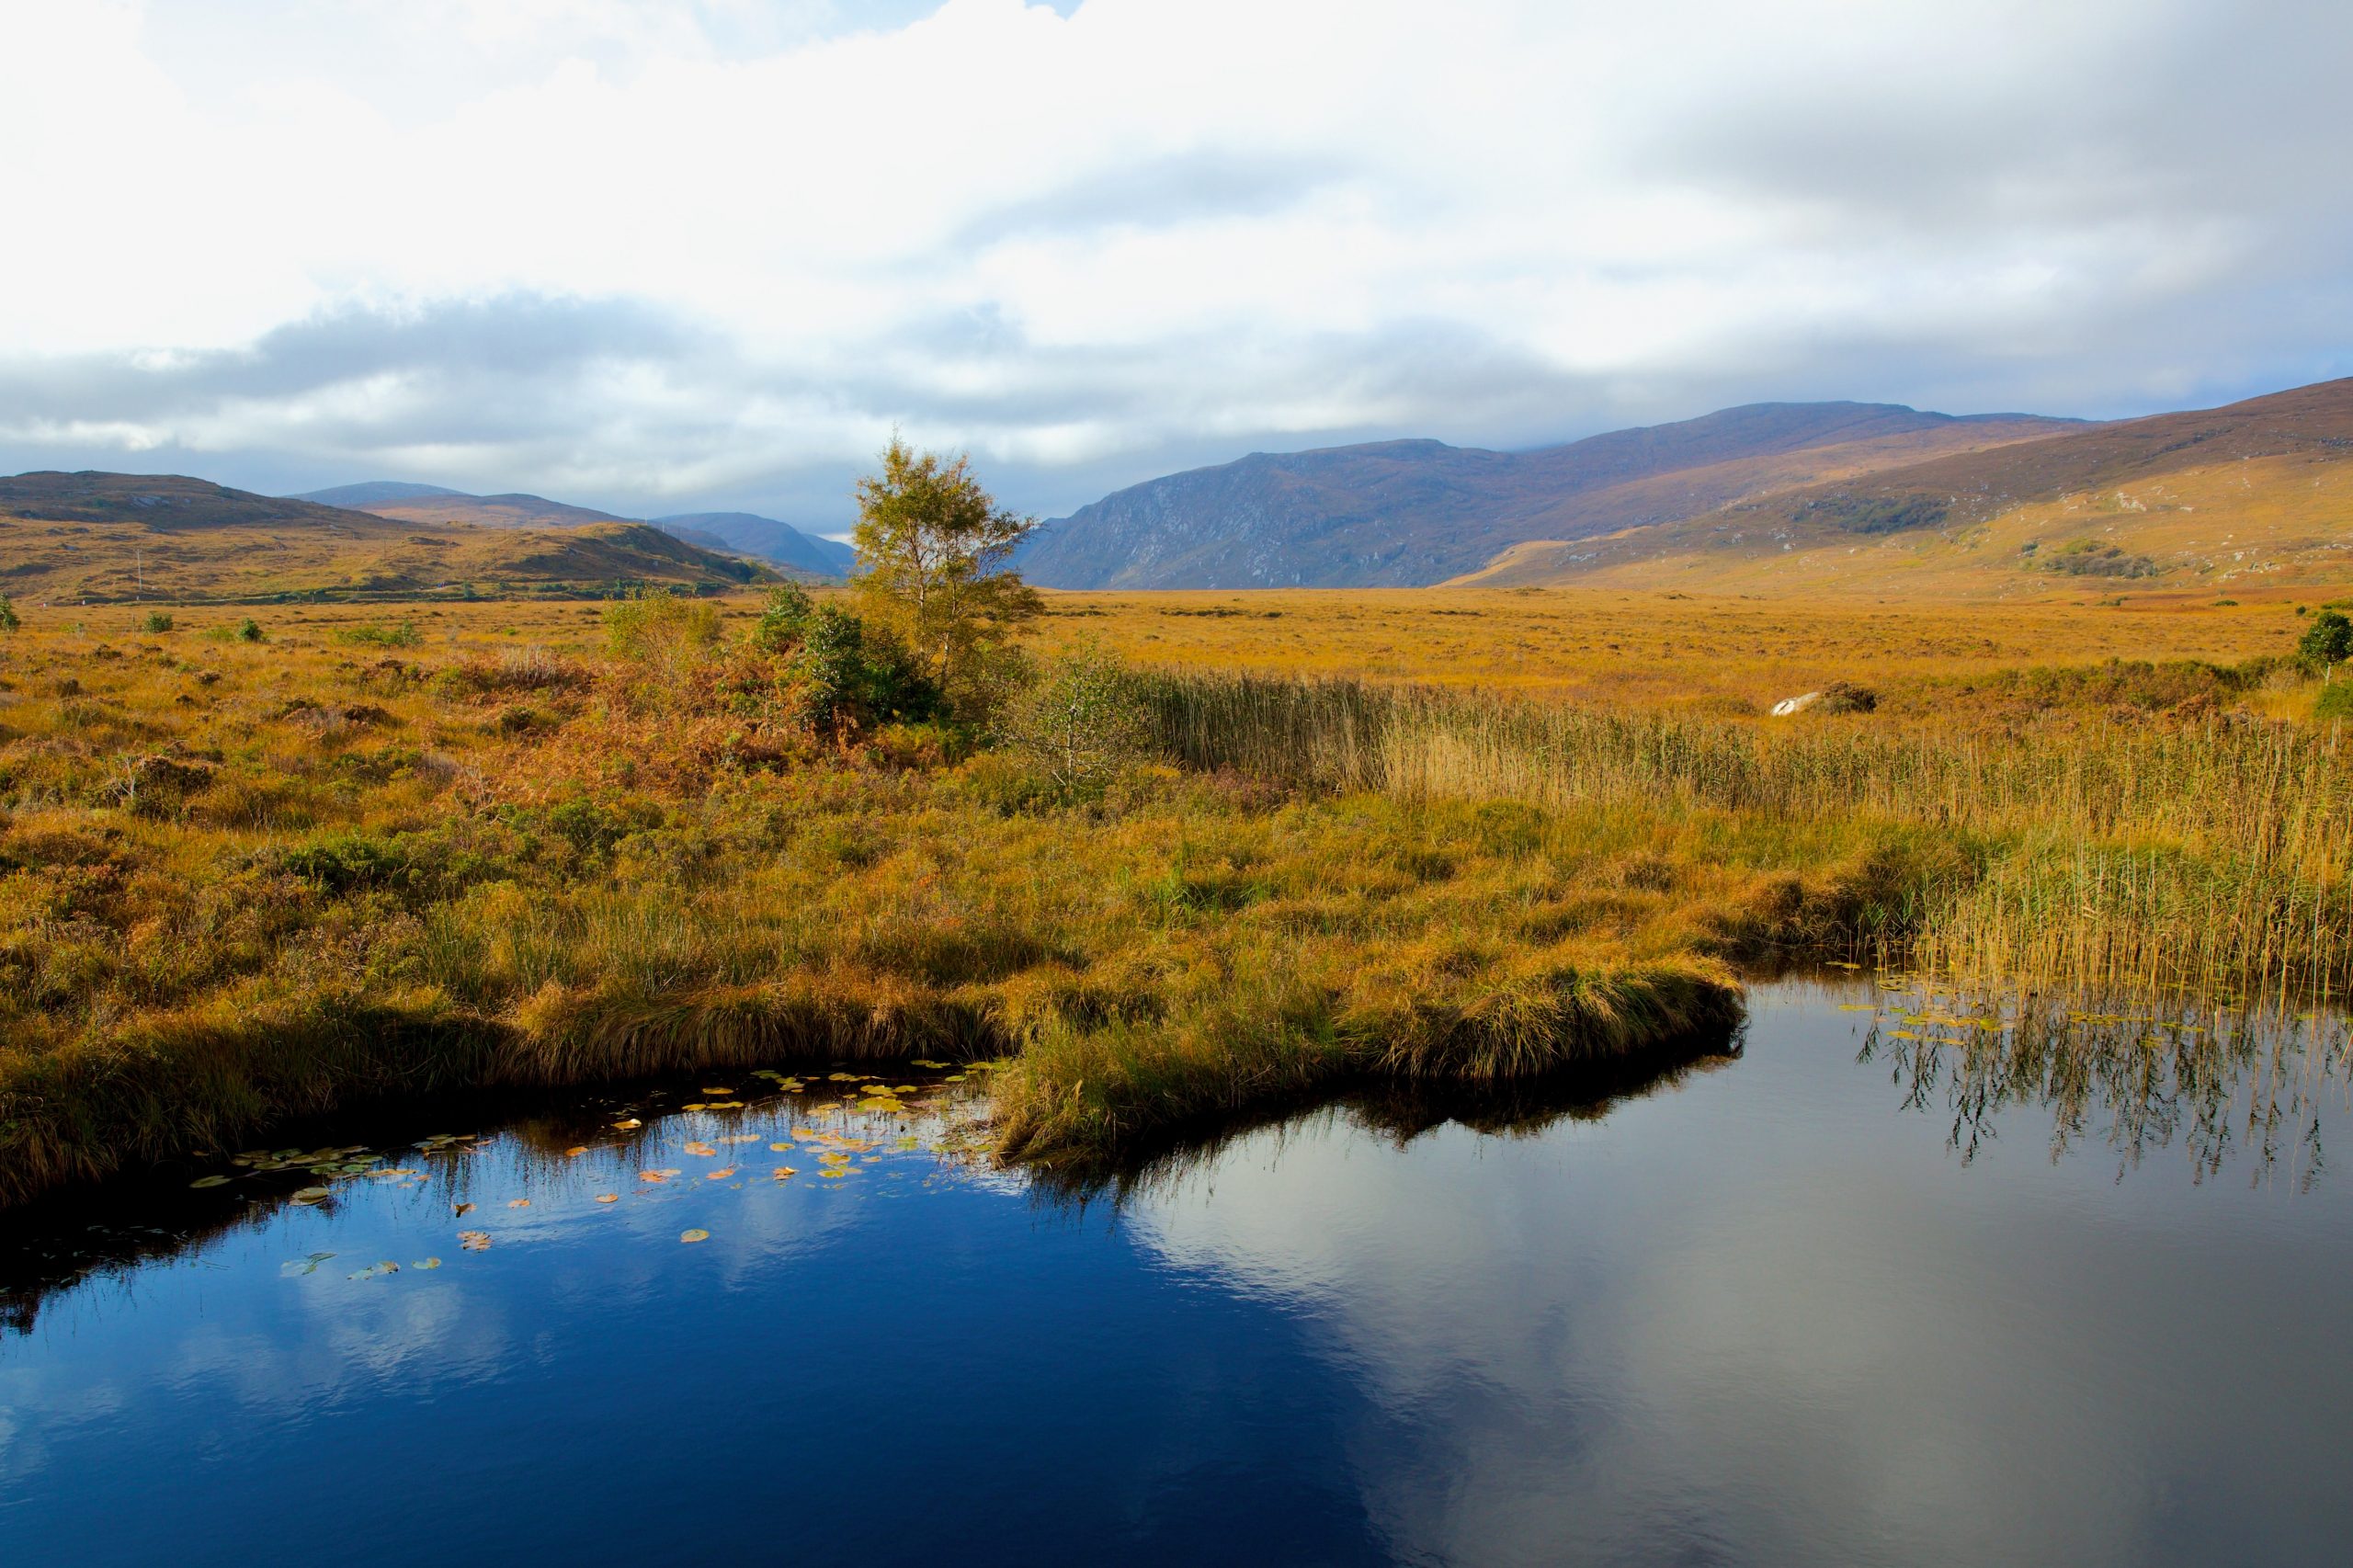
3,0,2347,528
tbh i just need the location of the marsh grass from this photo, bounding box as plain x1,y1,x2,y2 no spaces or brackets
1143,670,2353,1005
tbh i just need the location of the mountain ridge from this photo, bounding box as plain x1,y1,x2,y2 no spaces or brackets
1,472,771,603
1015,401,2086,589
294,483,853,579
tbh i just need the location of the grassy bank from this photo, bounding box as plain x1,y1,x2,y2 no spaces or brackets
4,597,2347,1204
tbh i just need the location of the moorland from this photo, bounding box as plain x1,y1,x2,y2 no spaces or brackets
4,574,2350,1207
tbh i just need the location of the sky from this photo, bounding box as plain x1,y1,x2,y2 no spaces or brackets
2,0,2347,531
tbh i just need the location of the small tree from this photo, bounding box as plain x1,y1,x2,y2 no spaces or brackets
0,595,18,632
852,437,1042,717
1006,640,1152,801
2298,608,2353,671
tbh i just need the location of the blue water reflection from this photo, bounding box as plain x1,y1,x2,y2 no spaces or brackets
3,980,2347,1566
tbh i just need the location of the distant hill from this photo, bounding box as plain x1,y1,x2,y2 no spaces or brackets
299,481,464,509
1017,402,2082,589
653,512,855,580
1459,378,2353,598
294,483,852,580
2,472,772,603
293,483,637,532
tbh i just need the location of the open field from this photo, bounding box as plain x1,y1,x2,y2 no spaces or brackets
3,586,2348,1205
1042,586,2325,710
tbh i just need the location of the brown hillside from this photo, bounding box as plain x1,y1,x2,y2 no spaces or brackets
0,472,770,603
1457,379,2353,597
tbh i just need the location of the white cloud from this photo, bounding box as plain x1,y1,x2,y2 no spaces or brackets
0,0,2345,521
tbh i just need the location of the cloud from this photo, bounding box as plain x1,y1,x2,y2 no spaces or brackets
1,0,2346,526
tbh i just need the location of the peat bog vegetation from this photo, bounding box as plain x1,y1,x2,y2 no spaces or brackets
5,552,2353,1209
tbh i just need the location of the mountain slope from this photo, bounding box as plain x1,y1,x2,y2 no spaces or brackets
295,484,636,531
1017,402,2080,589
654,511,856,579
3,472,770,603
1461,378,2353,597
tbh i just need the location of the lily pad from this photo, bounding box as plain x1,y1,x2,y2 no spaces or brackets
189,1175,232,1189
290,1187,332,1205
679,1229,710,1244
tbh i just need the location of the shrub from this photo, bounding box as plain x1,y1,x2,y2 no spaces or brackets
725,585,941,738
335,620,422,648
0,596,20,632
2297,608,2353,670
1003,641,1152,801
2315,680,2353,724
141,610,174,633
605,589,721,676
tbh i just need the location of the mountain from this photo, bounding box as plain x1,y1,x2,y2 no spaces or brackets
2,472,772,603
1458,377,2353,598
293,483,637,531
293,483,853,580
1016,402,2083,589
298,481,464,509
653,512,856,580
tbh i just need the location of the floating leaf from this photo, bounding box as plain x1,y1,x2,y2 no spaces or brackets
682,1141,717,1157
769,1142,795,1153
189,1175,231,1189
700,1087,733,1096
595,1194,620,1204
290,1186,332,1205
638,1170,671,1183
612,1118,642,1131
564,1146,588,1157
772,1166,797,1178
453,1201,475,1216
679,1229,710,1244
414,1258,442,1269
507,1198,531,1208
682,1103,708,1112
280,1252,336,1277
706,1167,736,1180
911,1059,949,1069
459,1231,492,1251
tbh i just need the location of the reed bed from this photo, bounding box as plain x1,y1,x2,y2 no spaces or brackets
1141,671,2353,1003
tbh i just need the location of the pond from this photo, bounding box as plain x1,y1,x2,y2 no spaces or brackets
3,977,2348,1566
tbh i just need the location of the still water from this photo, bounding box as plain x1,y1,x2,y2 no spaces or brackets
3,979,2348,1566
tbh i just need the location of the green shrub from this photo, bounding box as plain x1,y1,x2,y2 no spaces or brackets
334,620,422,647
725,585,941,737
2297,608,2353,669
0,596,19,632
141,610,174,634
1002,641,1152,801
2314,680,2353,724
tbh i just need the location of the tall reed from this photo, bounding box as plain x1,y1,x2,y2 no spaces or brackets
1140,670,2353,1002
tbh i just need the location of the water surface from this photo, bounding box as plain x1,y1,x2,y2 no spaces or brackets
3,979,2347,1566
